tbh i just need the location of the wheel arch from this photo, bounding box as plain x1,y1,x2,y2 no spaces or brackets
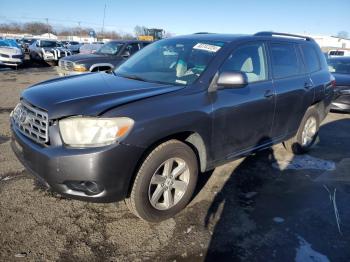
125,131,208,197
89,63,114,72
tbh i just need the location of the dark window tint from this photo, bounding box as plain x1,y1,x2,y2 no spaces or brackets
221,43,267,83
301,45,320,72
271,43,301,78
126,43,140,54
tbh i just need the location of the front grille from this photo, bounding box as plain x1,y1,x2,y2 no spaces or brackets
12,101,49,144
59,60,74,71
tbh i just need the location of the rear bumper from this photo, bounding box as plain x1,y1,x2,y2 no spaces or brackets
11,122,145,203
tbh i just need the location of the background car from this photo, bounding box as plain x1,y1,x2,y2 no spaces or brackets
328,56,350,112
58,40,150,76
0,39,25,67
29,39,71,65
19,38,37,53
79,43,104,54
64,41,83,54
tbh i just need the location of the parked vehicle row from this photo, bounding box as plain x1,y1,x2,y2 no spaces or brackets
10,32,334,222
57,40,150,76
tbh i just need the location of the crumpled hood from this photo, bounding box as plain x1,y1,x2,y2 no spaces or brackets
0,46,22,55
21,72,184,119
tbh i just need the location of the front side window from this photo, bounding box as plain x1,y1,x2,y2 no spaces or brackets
301,45,321,73
271,43,301,79
125,43,140,55
220,42,267,83
115,39,225,85
96,42,124,55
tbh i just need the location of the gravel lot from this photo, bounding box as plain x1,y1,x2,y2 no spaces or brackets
1,65,350,261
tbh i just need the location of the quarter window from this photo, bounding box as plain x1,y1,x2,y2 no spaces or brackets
270,43,301,79
301,45,321,73
221,43,267,83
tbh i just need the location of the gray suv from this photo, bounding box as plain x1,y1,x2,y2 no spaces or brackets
11,32,334,221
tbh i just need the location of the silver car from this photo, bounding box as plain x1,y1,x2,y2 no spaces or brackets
0,39,24,67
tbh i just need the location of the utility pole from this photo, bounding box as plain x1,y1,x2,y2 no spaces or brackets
78,21,82,42
45,18,50,38
101,3,106,40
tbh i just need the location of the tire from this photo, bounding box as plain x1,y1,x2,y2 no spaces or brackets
125,139,198,222
283,107,320,154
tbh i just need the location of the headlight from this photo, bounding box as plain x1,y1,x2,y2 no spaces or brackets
59,117,134,147
73,64,88,72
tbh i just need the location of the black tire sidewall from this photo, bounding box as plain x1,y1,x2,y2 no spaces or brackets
133,141,198,222
296,108,320,153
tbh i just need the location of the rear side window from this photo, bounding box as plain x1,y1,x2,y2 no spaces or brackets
270,43,301,79
220,42,268,83
301,45,321,72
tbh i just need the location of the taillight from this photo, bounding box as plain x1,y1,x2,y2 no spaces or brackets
331,79,336,88
330,75,336,88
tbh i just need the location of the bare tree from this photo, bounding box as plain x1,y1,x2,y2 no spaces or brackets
134,25,147,36
23,22,52,35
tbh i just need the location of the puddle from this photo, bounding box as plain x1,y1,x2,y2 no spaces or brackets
295,236,330,262
273,155,335,171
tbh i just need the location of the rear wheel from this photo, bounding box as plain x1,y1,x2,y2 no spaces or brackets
125,140,198,222
283,107,320,154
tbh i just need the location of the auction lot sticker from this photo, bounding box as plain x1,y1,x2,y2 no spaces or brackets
193,43,221,52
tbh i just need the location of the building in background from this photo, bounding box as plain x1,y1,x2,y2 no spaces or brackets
304,34,350,52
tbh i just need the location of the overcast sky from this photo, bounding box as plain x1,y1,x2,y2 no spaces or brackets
0,0,349,36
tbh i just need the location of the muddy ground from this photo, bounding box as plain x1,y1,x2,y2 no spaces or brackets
0,66,350,261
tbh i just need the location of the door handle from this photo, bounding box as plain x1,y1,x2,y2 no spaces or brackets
264,90,274,98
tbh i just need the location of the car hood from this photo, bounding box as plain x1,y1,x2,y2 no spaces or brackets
0,46,22,55
333,73,350,87
21,73,183,119
61,53,118,64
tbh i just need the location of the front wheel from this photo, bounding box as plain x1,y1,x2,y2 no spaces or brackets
283,107,320,154
125,140,198,222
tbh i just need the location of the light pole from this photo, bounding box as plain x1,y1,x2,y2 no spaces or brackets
101,3,106,40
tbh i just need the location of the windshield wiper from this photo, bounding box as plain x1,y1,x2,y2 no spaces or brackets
117,74,148,82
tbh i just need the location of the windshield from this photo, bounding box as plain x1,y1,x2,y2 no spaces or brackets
4,39,19,48
115,38,225,85
40,41,58,48
0,40,10,47
328,59,350,74
96,42,124,55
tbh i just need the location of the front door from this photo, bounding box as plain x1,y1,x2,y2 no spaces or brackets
211,42,275,161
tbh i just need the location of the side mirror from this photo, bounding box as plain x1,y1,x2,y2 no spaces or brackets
122,50,130,58
217,71,248,88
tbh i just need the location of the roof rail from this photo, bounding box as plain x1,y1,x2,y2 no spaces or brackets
254,31,313,41
193,32,214,34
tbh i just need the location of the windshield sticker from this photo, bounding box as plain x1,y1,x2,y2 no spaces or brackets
193,43,221,52
175,79,187,85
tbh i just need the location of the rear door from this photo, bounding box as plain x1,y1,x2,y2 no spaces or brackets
212,41,276,160
269,42,313,139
